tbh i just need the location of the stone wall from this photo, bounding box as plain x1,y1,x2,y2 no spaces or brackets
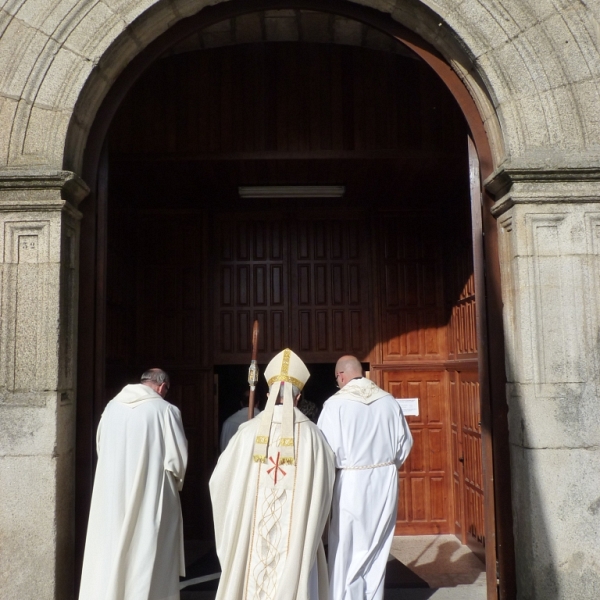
0,1,600,599
489,171,600,598
0,170,86,599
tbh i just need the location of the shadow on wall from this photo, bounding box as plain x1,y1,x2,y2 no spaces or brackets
509,378,600,599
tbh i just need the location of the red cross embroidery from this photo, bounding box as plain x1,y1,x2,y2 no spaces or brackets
267,452,287,484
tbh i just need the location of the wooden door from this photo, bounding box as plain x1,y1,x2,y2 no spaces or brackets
214,213,290,363
290,214,371,362
457,370,485,552
383,370,452,535
214,209,372,364
376,212,447,363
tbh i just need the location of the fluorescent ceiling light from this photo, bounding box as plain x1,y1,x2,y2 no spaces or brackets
238,185,345,198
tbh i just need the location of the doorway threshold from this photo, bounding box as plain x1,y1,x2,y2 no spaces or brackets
389,535,486,599
181,535,486,600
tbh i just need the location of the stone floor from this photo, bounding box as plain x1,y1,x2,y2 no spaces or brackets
181,535,487,599
388,535,487,599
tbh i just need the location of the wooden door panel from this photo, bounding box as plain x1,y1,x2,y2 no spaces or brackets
127,212,215,540
381,369,452,535
459,370,485,547
450,370,465,541
215,215,290,362
378,213,447,362
447,247,478,360
214,211,372,364
291,215,371,362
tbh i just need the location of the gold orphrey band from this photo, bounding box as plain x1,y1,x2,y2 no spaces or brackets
266,348,305,390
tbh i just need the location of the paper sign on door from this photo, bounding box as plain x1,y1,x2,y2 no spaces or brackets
396,398,419,417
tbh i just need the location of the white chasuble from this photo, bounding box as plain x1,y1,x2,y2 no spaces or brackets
210,406,335,600
79,384,188,600
317,378,413,600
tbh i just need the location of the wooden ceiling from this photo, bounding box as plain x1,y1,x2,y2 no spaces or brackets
108,41,469,212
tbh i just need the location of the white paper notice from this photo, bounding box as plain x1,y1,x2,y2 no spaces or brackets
396,398,419,417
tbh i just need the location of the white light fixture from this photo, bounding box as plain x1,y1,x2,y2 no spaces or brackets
238,185,345,198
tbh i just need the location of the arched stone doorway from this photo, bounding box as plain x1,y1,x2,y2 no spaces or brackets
74,3,513,599
2,1,599,600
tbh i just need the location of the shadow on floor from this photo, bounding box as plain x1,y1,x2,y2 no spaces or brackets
180,542,434,597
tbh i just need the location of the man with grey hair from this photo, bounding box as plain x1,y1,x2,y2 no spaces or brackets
318,355,413,600
79,368,188,600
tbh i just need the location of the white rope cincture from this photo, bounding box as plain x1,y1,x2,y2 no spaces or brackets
339,460,395,470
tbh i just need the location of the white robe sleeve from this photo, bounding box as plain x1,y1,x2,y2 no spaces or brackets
317,402,345,467
395,407,414,467
164,404,188,491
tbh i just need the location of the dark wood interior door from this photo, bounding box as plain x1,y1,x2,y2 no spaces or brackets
457,370,485,554
383,369,452,535
214,209,373,365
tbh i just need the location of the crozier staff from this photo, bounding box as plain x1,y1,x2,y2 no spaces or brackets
210,349,335,600
317,356,413,600
79,369,188,600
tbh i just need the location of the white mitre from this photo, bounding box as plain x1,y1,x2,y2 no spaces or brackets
252,349,310,465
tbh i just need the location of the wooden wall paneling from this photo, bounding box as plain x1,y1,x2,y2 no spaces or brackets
378,213,447,362
135,213,206,367
109,43,463,160
214,213,290,363
382,369,452,535
369,212,384,368
447,244,478,361
290,213,372,363
130,211,214,540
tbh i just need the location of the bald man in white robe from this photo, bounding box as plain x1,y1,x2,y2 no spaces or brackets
317,356,413,600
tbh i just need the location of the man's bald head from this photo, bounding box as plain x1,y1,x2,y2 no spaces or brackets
335,355,363,388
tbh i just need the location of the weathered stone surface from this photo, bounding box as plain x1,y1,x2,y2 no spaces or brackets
333,16,363,46
299,11,330,44
233,12,263,45
265,9,299,42
510,447,600,600
201,18,233,48
0,455,57,598
488,174,600,598
0,2,599,600
0,172,82,600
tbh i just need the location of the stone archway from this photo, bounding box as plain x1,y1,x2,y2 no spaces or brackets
1,2,599,600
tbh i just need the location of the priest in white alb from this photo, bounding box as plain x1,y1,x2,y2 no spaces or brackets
317,356,413,600
79,368,188,600
210,349,335,600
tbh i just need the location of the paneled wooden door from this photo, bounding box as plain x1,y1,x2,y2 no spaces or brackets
383,369,453,535
451,369,485,554
213,209,372,364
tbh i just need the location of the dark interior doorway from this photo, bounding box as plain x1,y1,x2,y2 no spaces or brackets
100,36,483,546
73,6,520,594
215,361,363,433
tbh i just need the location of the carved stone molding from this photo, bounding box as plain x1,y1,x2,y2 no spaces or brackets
0,168,90,216
485,166,600,217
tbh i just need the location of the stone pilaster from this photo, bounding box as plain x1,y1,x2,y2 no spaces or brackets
0,169,88,600
487,168,600,600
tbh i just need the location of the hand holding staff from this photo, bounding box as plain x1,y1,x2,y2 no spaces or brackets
247,320,259,420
